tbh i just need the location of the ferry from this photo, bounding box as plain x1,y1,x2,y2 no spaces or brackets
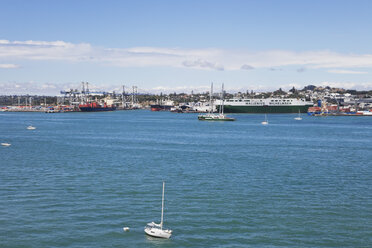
215,98,313,113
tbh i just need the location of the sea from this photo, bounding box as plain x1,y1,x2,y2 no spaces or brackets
0,110,371,247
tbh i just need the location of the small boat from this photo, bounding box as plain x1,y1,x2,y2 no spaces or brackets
144,182,172,239
198,83,235,121
198,113,235,121
261,114,269,125
1,143,11,147
27,126,36,130
294,110,302,120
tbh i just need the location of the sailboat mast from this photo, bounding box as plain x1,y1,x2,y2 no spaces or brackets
221,83,224,115
210,83,213,113
219,84,222,114
160,181,165,229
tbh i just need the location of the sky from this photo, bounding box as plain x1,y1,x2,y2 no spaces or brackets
1,0,372,95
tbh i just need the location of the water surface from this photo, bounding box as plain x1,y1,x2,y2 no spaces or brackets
1,111,371,247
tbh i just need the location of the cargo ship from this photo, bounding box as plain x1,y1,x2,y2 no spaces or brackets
150,100,174,111
150,104,173,111
79,102,116,112
215,98,313,113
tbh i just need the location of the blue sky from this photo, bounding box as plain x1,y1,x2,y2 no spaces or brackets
1,0,372,94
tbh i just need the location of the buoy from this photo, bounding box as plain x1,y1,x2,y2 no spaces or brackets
123,227,130,232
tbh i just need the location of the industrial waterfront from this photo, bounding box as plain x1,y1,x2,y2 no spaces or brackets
1,84,372,115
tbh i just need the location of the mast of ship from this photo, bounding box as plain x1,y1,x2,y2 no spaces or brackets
122,85,126,109
160,181,165,230
219,84,222,114
221,83,225,115
210,82,213,114
132,86,135,107
81,82,85,104
86,82,90,103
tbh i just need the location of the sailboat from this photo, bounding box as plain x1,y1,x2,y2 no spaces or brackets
198,83,235,121
261,114,268,125
198,83,215,120
144,182,172,239
294,110,302,120
27,125,36,130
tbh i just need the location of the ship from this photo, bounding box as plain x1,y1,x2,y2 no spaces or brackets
79,102,116,112
215,98,313,113
150,100,174,111
198,83,235,121
150,104,173,111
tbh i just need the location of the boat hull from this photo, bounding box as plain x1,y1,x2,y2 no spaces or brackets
79,107,116,112
198,117,235,121
218,105,312,113
144,227,172,239
150,105,173,111
198,114,235,121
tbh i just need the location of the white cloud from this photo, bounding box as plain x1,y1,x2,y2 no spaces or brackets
241,64,254,70
182,59,224,71
327,69,368,74
0,63,20,68
0,40,92,61
1,40,372,72
2,80,372,95
318,81,372,90
0,81,78,95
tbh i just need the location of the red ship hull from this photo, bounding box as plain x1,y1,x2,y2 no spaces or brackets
79,102,116,112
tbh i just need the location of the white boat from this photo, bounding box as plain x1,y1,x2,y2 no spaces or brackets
144,182,172,239
27,126,36,130
356,111,372,116
198,83,235,121
1,143,11,147
261,114,268,125
294,110,302,120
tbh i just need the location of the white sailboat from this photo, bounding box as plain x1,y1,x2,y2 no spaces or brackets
198,83,215,120
198,83,235,121
144,182,172,239
294,110,302,120
27,125,36,130
261,114,268,125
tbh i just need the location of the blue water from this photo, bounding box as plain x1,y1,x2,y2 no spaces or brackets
1,111,371,247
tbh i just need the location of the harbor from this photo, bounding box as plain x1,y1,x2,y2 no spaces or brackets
2,1,372,247
1,84,371,115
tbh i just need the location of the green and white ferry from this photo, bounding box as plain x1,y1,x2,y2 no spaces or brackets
215,98,313,113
